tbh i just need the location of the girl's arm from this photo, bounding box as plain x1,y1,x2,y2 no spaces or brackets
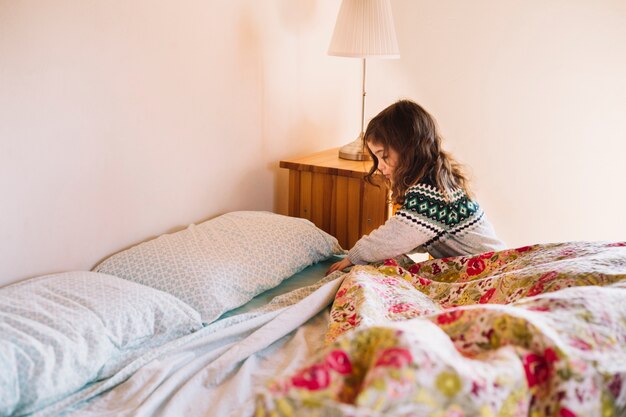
347,216,435,265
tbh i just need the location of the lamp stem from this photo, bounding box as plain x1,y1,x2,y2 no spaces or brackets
360,58,367,151
337,58,372,161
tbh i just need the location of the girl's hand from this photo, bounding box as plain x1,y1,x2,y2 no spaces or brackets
326,258,353,276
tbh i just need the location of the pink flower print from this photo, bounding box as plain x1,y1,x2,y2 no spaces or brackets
608,374,622,398
570,337,592,351
543,347,559,366
559,248,577,258
389,303,412,314
416,276,431,286
408,263,422,274
523,348,557,388
431,263,442,275
291,363,330,391
479,287,496,304
524,272,558,297
436,309,464,325
538,271,558,284
441,257,455,263
375,347,413,368
526,282,545,297
347,313,360,327
267,380,289,395
527,305,551,312
383,258,399,266
336,287,348,299
470,380,485,396
516,245,533,252
325,350,352,375
523,353,550,388
607,242,626,247
559,408,577,417
479,251,495,259
466,257,486,276
381,278,400,286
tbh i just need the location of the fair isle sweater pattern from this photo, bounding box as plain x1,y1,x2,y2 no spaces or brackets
395,183,484,250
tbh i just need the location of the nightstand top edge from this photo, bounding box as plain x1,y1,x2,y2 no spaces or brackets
279,147,375,176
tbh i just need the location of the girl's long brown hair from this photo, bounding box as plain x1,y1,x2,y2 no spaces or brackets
364,99,471,205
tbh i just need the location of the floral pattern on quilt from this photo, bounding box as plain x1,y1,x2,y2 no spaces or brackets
256,241,626,417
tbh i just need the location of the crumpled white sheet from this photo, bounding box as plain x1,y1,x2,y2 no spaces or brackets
39,276,343,417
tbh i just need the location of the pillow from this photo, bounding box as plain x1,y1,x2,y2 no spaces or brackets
0,271,202,416
94,211,343,323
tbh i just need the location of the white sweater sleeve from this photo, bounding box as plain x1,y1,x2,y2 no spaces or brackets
347,216,436,265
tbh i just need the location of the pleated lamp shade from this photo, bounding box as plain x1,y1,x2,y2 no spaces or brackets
328,0,400,59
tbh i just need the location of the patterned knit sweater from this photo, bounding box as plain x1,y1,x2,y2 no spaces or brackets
348,183,506,264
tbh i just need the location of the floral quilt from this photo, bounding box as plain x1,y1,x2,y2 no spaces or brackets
256,241,626,417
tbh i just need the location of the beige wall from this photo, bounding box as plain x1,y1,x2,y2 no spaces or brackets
1,0,624,286
385,0,626,247
0,0,349,285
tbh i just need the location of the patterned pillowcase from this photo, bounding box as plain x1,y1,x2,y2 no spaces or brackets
94,211,343,323
0,271,203,416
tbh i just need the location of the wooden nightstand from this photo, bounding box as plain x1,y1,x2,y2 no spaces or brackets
280,148,391,250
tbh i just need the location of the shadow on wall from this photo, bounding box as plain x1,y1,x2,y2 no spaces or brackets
89,219,211,269
270,116,335,215
236,5,262,70
277,0,317,33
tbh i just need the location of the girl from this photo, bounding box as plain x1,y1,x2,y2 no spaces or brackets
327,99,505,275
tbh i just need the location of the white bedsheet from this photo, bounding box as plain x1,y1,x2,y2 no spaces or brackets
37,275,343,417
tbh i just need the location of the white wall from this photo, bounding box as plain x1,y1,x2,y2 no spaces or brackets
1,0,625,286
381,0,626,247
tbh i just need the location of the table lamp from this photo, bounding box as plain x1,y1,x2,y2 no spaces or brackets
328,0,400,161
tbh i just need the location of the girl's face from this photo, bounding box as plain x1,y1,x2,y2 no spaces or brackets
367,140,399,182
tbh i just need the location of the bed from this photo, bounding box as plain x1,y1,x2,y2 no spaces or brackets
1,211,625,417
